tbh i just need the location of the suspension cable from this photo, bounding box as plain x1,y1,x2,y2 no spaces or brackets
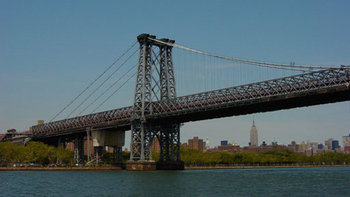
79,63,137,115
66,49,138,118
149,38,338,71
49,41,137,122
91,71,137,113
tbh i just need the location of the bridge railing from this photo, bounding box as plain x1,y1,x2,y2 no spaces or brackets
151,68,350,115
31,106,133,137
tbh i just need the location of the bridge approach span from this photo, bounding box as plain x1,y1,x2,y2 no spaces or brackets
31,68,350,138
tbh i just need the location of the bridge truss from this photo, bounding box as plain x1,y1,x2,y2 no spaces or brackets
32,67,350,136
31,34,350,168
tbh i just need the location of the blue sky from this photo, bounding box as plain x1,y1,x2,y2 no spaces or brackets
1,0,350,148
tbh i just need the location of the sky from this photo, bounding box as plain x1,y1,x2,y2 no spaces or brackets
1,0,350,148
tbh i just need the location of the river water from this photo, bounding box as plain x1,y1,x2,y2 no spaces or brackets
1,167,349,197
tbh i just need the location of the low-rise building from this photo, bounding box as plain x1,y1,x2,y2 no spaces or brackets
0,134,5,141
187,137,204,151
217,144,240,152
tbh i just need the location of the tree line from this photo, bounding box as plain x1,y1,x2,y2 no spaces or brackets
1,142,350,166
178,147,350,165
0,141,73,166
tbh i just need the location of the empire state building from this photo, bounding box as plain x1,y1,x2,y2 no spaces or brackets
250,120,258,147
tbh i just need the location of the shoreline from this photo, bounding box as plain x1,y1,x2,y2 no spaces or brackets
1,165,350,171
0,166,123,171
185,164,350,170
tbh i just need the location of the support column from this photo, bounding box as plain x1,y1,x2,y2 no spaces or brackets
128,34,183,170
57,137,61,147
91,129,125,166
127,121,156,170
129,120,153,161
113,146,123,166
74,136,84,164
156,124,184,170
94,146,104,164
128,34,156,171
57,137,66,149
86,127,91,162
157,38,183,170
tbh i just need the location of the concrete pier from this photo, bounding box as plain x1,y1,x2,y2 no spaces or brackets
126,161,157,171
156,161,184,170
126,160,184,170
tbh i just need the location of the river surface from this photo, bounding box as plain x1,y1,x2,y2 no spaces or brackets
1,167,350,197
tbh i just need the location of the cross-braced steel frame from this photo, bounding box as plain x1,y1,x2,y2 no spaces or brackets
130,34,181,162
74,136,84,164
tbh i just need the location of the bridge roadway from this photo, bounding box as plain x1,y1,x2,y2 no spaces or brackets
31,68,350,138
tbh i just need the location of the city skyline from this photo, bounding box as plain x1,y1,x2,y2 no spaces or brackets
1,1,350,149
179,120,349,149
2,118,349,149
177,132,350,155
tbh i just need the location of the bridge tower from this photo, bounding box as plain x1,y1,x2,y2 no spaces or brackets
127,34,184,170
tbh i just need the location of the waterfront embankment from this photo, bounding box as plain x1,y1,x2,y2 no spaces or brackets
1,164,350,171
185,164,350,170
0,166,123,171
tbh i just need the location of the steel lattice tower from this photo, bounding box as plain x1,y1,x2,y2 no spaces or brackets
130,34,182,166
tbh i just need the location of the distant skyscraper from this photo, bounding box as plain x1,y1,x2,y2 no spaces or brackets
317,144,324,150
344,133,350,153
300,141,306,152
250,120,258,147
331,140,340,150
325,138,333,150
221,140,228,146
343,133,350,147
205,137,210,149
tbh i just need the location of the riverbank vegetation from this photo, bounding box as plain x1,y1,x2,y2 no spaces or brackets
178,148,350,165
0,142,73,166
1,142,350,166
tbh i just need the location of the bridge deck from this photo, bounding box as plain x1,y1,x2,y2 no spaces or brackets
31,68,350,138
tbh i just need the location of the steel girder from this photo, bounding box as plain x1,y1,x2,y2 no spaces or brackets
157,42,181,162
155,124,181,162
74,136,84,164
133,35,153,119
130,120,154,160
151,68,350,117
130,34,154,161
130,35,180,161
31,68,349,140
31,106,132,137
159,43,177,100
113,146,123,164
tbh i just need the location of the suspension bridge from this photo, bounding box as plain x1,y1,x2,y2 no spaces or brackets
30,34,350,170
